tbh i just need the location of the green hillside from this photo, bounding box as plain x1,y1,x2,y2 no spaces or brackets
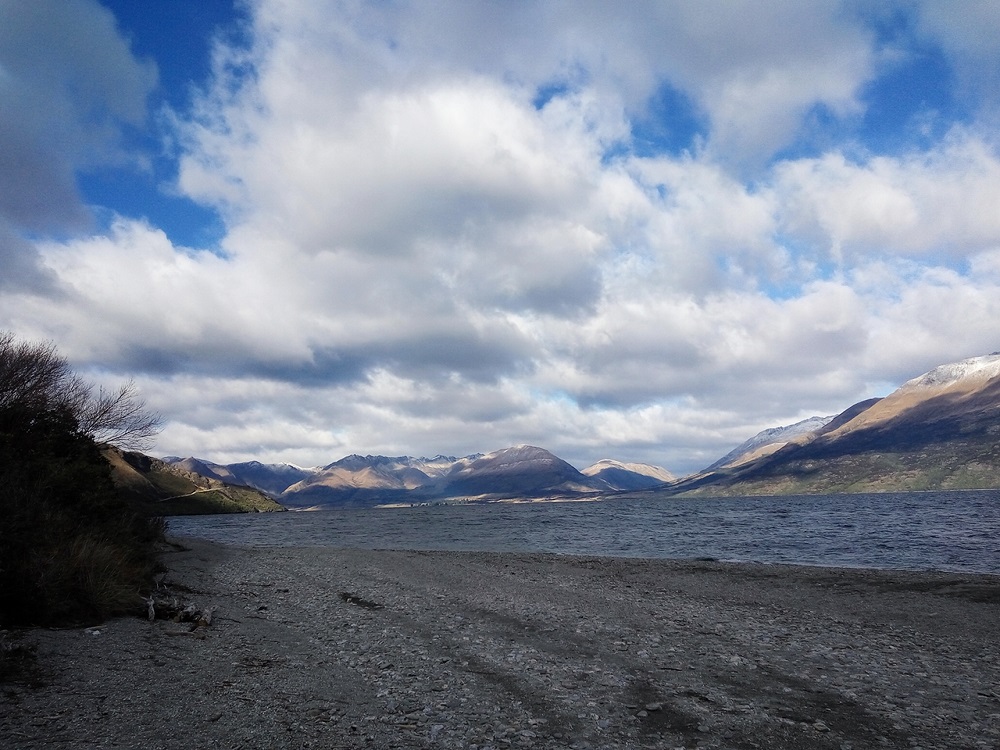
105,448,286,515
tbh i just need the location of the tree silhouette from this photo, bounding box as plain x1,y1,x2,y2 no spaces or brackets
0,331,161,450
0,331,163,626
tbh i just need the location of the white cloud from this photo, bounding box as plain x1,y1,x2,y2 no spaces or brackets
860,260,1000,380
774,132,1000,260
6,1,1000,475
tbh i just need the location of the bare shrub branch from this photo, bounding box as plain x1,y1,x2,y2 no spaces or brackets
78,379,163,451
0,332,161,450
0,332,82,413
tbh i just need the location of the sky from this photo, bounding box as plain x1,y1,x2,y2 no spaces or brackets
3,0,1000,475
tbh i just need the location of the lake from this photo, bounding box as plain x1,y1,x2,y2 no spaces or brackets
168,490,1000,574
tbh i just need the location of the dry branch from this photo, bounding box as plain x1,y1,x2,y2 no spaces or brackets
146,592,219,630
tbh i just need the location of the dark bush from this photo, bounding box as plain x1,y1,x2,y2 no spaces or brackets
0,332,164,626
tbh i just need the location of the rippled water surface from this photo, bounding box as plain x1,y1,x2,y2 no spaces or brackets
168,491,1000,574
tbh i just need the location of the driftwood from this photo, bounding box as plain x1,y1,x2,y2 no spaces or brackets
145,591,218,631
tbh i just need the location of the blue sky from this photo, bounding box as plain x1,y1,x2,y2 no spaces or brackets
76,0,237,248
3,0,1000,474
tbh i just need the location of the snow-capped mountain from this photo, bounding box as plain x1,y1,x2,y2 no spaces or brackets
284,453,471,496
672,353,1000,495
817,353,1000,441
900,353,1000,390
223,461,317,496
704,415,835,471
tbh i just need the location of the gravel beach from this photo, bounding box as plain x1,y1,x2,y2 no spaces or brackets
3,538,999,749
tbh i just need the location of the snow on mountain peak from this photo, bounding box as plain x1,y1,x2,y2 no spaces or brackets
902,354,1000,391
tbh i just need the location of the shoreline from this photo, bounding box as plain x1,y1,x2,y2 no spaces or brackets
3,538,999,749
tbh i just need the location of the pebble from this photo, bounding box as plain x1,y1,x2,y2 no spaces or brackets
3,544,998,750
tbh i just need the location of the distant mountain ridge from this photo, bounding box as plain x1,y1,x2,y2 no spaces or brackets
280,445,615,507
705,415,836,471
164,456,315,497
581,459,676,489
166,446,676,508
672,353,1000,495
432,445,603,499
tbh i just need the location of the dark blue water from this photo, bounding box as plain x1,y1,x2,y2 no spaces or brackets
168,491,1000,574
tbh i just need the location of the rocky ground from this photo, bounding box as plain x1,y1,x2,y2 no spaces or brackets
2,539,999,749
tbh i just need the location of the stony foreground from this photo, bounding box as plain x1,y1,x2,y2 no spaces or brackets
2,540,999,749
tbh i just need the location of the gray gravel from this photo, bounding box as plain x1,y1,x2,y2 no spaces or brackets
3,538,999,749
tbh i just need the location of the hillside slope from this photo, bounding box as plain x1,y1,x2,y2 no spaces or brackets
106,449,285,514
705,415,836,471
672,354,1000,496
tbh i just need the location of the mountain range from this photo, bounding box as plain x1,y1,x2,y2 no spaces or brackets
164,446,676,509
156,353,1000,510
165,457,315,497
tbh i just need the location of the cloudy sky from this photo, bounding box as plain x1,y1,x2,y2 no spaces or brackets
3,1,1000,474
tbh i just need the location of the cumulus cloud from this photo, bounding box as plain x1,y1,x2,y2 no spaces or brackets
774,132,1000,260
4,1,1000,474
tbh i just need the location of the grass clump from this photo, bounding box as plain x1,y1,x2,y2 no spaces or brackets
0,412,164,626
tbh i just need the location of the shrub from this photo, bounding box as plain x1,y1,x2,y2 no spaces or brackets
0,332,164,626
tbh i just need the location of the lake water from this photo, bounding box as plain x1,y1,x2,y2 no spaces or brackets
168,491,1000,574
